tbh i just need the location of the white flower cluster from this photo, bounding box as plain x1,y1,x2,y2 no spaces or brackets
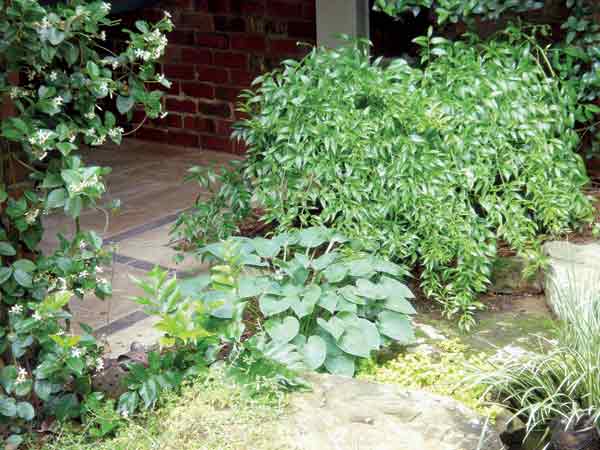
15,367,28,385
48,71,58,82
85,110,96,120
9,304,23,314
137,28,169,61
101,2,111,12
52,96,64,108
108,127,124,139
91,134,106,146
28,129,55,147
25,208,40,225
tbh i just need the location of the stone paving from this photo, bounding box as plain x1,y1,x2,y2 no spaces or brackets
40,139,234,353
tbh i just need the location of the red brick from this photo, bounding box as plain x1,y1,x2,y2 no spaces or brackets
269,38,302,55
170,0,194,9
198,100,232,118
214,16,246,32
215,86,242,102
151,113,183,128
170,131,199,147
202,135,233,152
302,2,315,20
208,0,230,13
184,116,215,132
213,52,249,69
231,0,265,15
288,21,316,39
267,1,302,18
195,0,209,12
132,109,146,123
230,70,257,87
164,64,196,80
215,120,235,136
167,30,195,45
181,48,212,64
136,126,168,142
166,98,197,113
164,45,181,63
196,32,229,49
231,35,266,52
181,82,215,98
197,66,229,84
180,13,214,30
168,80,181,96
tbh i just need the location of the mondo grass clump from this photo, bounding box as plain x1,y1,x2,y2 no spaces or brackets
478,278,600,446
230,30,594,328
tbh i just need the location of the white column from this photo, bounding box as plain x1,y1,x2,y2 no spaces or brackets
316,0,370,48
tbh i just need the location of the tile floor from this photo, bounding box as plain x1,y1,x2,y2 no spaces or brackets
40,139,235,345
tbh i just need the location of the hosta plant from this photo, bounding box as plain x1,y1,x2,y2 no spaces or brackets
193,227,417,377
229,33,594,329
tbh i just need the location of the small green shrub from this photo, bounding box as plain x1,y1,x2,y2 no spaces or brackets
230,33,593,328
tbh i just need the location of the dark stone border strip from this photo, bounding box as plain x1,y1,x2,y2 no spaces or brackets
105,210,186,244
94,310,149,337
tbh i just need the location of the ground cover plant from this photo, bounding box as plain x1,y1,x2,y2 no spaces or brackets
186,31,594,329
0,0,171,445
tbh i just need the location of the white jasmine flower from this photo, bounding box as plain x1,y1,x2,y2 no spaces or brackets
68,135,76,143
25,208,40,224
85,111,96,120
92,135,106,146
9,304,23,314
101,2,111,12
160,112,168,119
53,96,64,107
96,357,105,372
15,367,28,385
32,311,43,321
56,330,65,336
164,11,172,19
99,31,106,41
71,348,82,358
48,71,58,81
108,127,124,139
96,266,104,274
121,410,129,418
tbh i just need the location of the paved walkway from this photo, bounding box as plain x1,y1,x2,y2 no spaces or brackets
41,139,235,354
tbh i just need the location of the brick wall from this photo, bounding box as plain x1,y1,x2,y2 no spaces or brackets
128,0,316,154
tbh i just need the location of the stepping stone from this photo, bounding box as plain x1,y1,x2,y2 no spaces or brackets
284,374,503,450
543,241,600,320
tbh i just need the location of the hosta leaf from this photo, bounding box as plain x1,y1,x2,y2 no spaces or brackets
377,311,415,344
323,263,348,283
336,298,358,313
317,316,345,340
291,298,315,319
355,279,386,299
238,276,272,299
312,251,339,271
139,378,159,409
250,238,281,258
338,286,366,305
380,276,415,299
12,259,36,273
259,294,293,317
302,284,321,304
301,335,327,370
34,380,53,401
337,325,371,358
347,258,376,277
265,316,300,344
383,296,416,315
297,227,329,248
318,292,339,313
324,353,355,377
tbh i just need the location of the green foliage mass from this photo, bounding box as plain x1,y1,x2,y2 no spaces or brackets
373,0,600,153
232,35,593,328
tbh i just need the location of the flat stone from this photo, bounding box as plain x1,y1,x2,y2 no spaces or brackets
543,241,600,319
285,374,503,450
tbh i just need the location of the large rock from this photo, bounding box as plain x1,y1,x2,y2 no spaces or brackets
284,374,504,450
490,256,543,295
543,241,600,320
